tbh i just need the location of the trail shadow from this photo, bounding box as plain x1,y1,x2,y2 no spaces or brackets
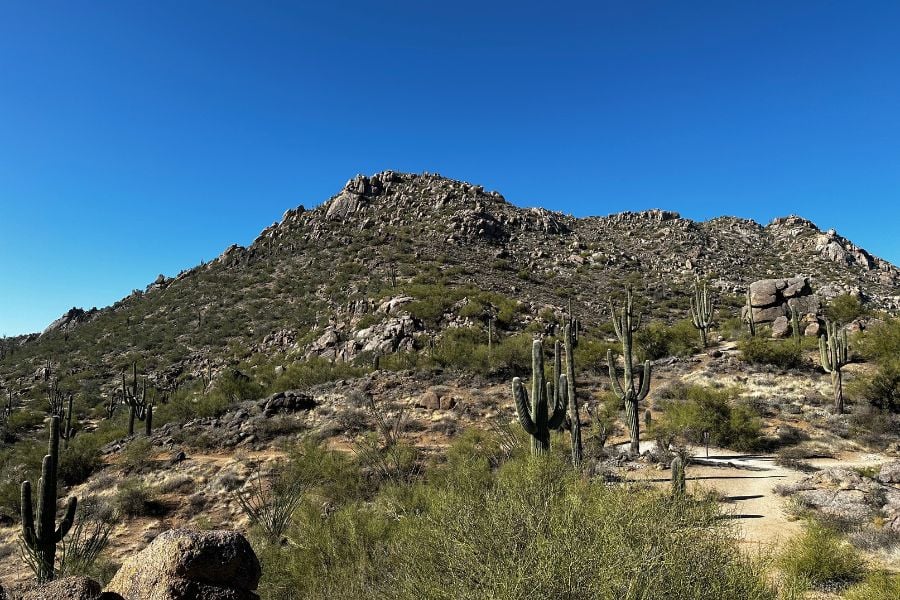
721,494,765,502
689,475,786,481
693,454,774,461
717,514,765,520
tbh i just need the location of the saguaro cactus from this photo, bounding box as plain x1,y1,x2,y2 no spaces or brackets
563,322,582,467
671,455,686,496
744,289,756,337
819,321,849,414
122,364,153,436
690,279,714,347
512,339,567,456
20,416,77,583
789,300,802,344
608,287,652,454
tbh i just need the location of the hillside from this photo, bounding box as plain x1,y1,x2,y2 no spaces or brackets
2,172,900,598
1,171,897,393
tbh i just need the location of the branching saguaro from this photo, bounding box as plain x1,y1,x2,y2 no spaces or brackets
513,339,567,456
689,279,714,347
819,321,849,414
608,287,652,454
122,363,153,436
20,415,78,583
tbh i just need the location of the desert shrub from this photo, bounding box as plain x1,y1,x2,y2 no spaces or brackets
216,369,265,403
236,467,306,544
573,338,619,374
844,572,900,600
256,436,777,600
115,478,162,518
637,319,700,360
739,337,802,369
270,357,367,394
57,434,103,486
4,408,45,436
58,500,114,580
857,318,900,363
282,440,365,504
778,519,866,587
826,294,865,324
120,438,153,472
653,384,762,451
849,359,900,413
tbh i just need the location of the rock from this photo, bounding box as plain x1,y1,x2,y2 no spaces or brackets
0,582,6,600
417,390,441,410
804,321,821,337
23,576,102,600
260,391,316,417
105,529,261,600
878,460,900,484
747,277,818,324
771,316,791,338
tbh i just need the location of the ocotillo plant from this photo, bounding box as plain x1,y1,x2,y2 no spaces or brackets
819,321,850,414
689,279,714,347
563,322,582,467
671,455,686,496
744,289,756,337
512,339,567,456
20,415,78,583
608,287,652,454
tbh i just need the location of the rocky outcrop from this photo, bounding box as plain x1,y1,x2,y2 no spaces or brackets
777,467,900,533
41,307,98,336
105,529,261,600
261,390,316,417
745,277,819,325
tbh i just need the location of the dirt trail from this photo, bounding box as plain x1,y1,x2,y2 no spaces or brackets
630,443,886,551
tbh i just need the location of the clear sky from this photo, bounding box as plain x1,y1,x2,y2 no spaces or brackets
1,1,899,336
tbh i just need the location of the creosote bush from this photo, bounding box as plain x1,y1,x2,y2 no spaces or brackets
636,319,701,360
254,434,777,600
739,337,802,369
652,383,762,451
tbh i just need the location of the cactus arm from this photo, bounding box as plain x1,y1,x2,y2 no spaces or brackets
512,378,537,435
55,497,77,542
20,480,36,547
819,335,833,372
607,349,625,398
548,374,567,429
636,360,652,402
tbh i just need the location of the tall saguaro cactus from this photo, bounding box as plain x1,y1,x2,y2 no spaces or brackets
20,416,77,583
563,322,582,467
819,321,849,414
689,279,714,347
608,287,652,454
512,339,567,456
122,363,153,436
671,455,686,496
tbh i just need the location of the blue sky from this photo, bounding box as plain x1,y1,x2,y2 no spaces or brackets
1,1,899,336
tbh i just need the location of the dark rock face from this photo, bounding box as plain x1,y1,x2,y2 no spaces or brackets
261,390,316,417
105,529,261,600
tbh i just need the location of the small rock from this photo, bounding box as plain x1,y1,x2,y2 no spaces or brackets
771,316,791,338
878,460,900,484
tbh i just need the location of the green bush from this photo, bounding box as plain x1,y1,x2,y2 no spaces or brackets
826,294,865,325
849,359,900,412
857,318,900,363
255,433,777,600
739,337,802,369
778,520,865,587
270,357,367,394
844,572,900,600
58,434,103,486
637,319,701,360
653,384,762,451
115,478,161,518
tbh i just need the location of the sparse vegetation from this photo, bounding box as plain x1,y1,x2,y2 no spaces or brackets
739,337,803,369
778,519,866,588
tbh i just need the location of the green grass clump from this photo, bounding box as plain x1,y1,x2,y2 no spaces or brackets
843,572,900,600
778,520,865,587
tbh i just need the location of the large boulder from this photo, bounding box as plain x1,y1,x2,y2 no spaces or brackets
878,460,900,484
105,529,261,600
745,277,819,325
23,576,102,600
